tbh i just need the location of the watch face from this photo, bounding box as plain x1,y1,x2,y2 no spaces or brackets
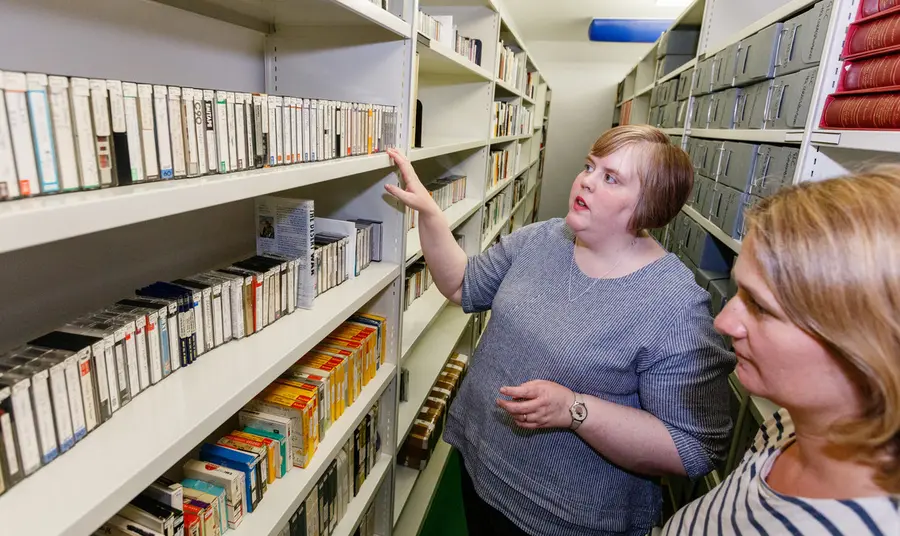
571,404,587,421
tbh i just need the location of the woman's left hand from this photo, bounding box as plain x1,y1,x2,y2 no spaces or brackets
497,380,576,430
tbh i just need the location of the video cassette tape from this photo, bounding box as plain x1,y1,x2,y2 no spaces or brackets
152,85,174,179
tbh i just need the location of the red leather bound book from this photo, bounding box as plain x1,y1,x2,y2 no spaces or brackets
845,15,900,59
839,53,900,91
820,92,900,128
862,0,900,19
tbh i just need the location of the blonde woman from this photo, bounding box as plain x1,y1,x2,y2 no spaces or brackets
664,169,900,534
386,125,735,536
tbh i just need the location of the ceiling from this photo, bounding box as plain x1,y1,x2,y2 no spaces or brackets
500,0,691,42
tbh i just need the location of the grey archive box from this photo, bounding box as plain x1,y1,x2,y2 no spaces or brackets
691,57,715,96
671,212,691,251
718,141,759,192
649,106,662,127
701,140,724,179
734,78,773,129
688,139,719,179
650,85,660,107
712,43,740,91
677,67,694,100
695,268,729,291
658,28,701,58
688,171,703,207
696,175,717,218
657,55,694,79
713,87,742,129
707,91,729,129
669,134,683,148
766,65,818,129
684,219,732,272
675,99,689,128
690,93,712,128
734,23,783,86
775,0,833,77
661,78,680,105
751,145,798,197
661,101,679,128
666,78,680,102
708,182,743,238
686,138,707,173
735,193,765,241
708,279,731,316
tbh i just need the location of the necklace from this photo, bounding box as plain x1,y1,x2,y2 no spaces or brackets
567,237,637,303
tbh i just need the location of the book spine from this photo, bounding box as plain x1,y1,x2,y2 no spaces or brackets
848,15,900,57
841,53,900,91
863,0,900,18
822,92,900,128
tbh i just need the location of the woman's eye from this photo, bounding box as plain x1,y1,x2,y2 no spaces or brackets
584,164,594,173
740,291,769,317
604,173,617,184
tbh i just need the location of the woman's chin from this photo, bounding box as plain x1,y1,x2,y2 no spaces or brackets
565,211,586,230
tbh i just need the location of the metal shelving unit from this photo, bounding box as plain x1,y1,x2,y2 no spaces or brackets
0,0,552,535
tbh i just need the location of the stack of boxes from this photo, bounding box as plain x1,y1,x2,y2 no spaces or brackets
650,27,700,129
689,0,831,133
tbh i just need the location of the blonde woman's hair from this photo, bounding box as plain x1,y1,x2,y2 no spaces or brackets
744,166,900,488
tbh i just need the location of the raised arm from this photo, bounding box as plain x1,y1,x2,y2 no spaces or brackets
385,148,468,304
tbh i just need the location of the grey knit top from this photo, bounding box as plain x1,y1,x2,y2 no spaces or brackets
444,218,736,536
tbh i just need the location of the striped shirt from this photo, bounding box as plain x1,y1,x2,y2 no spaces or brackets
663,409,900,535
444,219,736,536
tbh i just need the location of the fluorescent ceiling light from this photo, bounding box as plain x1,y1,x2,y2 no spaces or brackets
656,0,692,5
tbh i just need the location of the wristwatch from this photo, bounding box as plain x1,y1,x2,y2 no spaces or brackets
569,393,587,430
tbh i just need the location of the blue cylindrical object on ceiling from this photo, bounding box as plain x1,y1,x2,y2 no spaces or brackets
588,19,673,43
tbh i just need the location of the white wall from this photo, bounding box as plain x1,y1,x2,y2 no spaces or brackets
532,41,652,220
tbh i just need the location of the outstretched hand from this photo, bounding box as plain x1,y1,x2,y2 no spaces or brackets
384,148,440,216
496,380,575,430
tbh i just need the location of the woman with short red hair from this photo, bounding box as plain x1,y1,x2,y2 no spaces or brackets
386,125,735,536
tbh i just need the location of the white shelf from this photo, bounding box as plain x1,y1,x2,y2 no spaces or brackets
393,439,453,535
0,154,393,256
400,285,450,360
489,133,530,144
658,58,697,84
331,454,392,536
494,77,524,98
704,0,822,57
682,206,742,253
416,33,492,81
409,139,487,162
809,130,900,153
226,366,396,536
484,176,513,202
397,309,470,448
0,262,399,536
661,128,685,136
688,129,803,144
153,0,411,37
393,465,419,525
635,82,655,97
405,198,482,265
523,93,535,105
